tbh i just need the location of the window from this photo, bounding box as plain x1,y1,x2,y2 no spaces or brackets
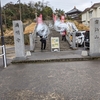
89,10,93,18
76,32,81,36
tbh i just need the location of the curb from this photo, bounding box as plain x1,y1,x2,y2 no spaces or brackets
11,57,100,64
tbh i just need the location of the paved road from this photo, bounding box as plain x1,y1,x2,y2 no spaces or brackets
0,21,98,100
0,60,100,100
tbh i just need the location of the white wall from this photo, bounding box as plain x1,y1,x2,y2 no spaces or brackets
82,5,100,26
97,6,100,17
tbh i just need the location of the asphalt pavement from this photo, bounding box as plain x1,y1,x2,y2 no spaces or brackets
0,60,100,100
0,21,100,99
0,45,100,100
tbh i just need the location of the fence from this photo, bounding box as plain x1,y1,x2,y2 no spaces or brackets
0,45,7,68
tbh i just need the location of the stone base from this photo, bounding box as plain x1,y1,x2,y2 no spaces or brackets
89,53,100,57
26,51,31,56
72,47,78,50
12,56,27,62
81,51,88,56
70,46,78,50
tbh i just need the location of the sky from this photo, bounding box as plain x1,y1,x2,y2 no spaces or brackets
1,0,100,12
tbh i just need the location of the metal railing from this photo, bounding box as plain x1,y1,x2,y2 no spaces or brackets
0,45,7,68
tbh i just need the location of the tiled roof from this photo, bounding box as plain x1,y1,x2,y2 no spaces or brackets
91,3,100,8
82,8,90,14
66,6,82,15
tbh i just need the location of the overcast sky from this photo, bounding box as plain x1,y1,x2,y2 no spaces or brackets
1,0,100,12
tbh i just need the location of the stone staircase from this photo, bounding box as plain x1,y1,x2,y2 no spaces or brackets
34,21,71,52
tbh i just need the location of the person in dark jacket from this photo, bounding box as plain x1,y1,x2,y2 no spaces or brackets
40,36,46,50
62,30,66,41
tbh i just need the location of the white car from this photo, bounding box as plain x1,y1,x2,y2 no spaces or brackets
75,31,85,46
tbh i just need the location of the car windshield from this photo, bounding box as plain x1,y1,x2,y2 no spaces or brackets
84,31,89,39
76,32,81,36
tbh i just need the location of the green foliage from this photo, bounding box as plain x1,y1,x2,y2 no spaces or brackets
55,8,65,17
42,6,53,20
3,36,14,45
1,34,30,45
1,1,53,29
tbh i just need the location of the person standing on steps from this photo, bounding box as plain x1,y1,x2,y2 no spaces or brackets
40,36,47,50
62,30,66,41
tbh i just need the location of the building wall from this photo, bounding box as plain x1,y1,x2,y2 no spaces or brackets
82,11,90,26
82,5,100,26
97,7,100,17
82,13,87,26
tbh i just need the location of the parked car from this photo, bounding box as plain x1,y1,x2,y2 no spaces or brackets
84,31,90,49
75,31,85,46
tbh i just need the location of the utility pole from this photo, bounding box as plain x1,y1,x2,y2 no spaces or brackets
19,0,21,20
42,0,44,6
91,1,93,6
0,0,7,68
3,7,6,28
0,0,4,45
42,0,44,10
18,0,21,20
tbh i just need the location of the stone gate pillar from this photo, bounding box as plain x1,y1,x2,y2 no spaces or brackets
90,18,100,56
13,20,26,61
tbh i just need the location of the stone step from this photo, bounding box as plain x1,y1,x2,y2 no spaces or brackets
34,22,70,52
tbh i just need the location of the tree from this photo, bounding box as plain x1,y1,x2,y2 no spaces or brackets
1,1,53,29
55,8,65,17
42,6,53,20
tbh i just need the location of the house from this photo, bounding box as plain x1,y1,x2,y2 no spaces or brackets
82,3,100,26
66,6,82,21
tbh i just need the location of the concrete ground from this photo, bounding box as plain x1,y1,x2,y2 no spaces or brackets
0,61,100,100
0,21,100,99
